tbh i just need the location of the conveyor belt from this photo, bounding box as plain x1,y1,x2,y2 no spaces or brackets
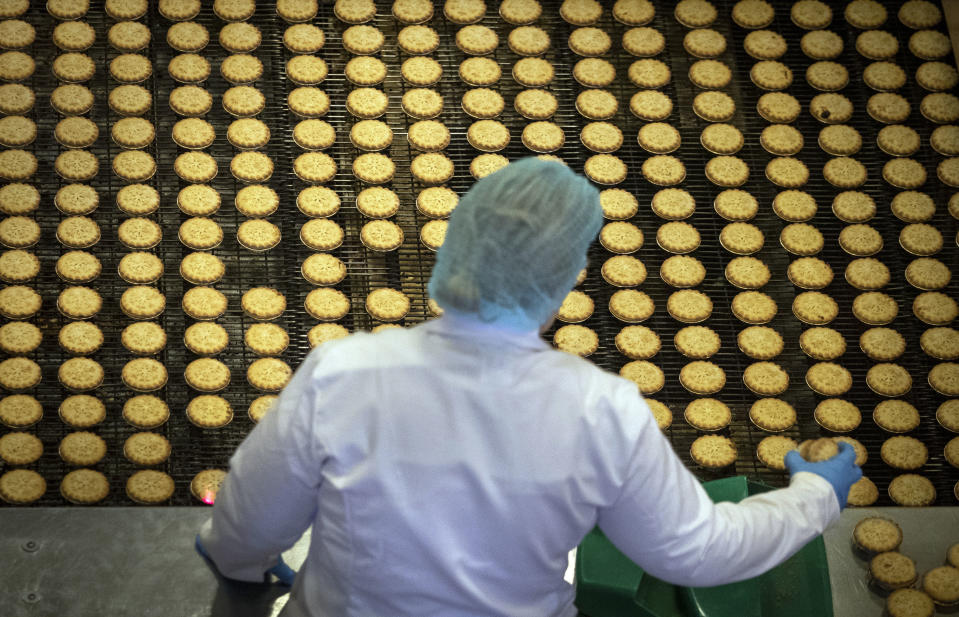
0,0,956,506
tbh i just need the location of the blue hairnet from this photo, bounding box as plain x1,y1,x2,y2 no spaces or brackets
428,157,603,331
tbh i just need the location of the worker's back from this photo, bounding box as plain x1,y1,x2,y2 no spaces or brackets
286,315,648,617
201,155,846,615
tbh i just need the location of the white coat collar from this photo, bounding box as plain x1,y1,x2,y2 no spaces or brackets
419,313,550,351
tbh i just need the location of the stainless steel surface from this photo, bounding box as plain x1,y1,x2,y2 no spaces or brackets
0,507,310,617
824,507,959,617
2,506,957,616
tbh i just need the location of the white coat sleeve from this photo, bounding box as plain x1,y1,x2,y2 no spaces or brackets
197,349,327,582
597,388,840,588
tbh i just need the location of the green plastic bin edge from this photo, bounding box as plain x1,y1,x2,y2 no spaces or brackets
574,476,833,617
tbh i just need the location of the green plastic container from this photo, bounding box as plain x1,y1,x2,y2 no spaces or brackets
574,476,832,617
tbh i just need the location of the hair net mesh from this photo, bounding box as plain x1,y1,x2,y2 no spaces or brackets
428,157,603,331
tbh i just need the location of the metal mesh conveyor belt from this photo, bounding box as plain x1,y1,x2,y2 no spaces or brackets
0,0,956,506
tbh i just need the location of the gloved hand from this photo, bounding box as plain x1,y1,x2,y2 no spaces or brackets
195,535,296,587
266,557,296,586
785,442,863,509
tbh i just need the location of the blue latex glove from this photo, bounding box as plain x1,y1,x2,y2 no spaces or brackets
195,535,296,587
267,557,296,587
785,442,863,510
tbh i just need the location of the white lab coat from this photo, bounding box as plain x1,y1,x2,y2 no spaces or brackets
199,314,839,617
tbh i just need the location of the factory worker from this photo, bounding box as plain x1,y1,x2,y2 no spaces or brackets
196,158,861,617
